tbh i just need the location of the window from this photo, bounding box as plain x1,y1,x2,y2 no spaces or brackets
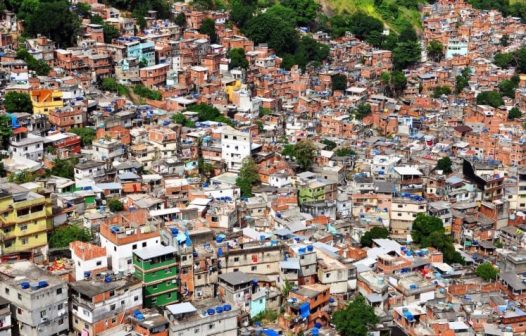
4,288,8,295
127,259,132,265
40,310,46,318
20,224,27,231
57,303,63,310
56,288,62,295
96,261,102,266
251,266,257,271
134,296,139,302
110,304,116,310
142,242,147,247
209,324,214,330
132,244,137,250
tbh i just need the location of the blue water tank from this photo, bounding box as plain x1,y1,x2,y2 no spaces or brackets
299,248,306,254
207,308,215,315
223,304,231,311
307,245,314,252
315,322,322,329
312,328,319,336
329,297,335,303
105,276,112,283
171,228,179,236
38,281,49,288
216,306,223,314
20,282,30,289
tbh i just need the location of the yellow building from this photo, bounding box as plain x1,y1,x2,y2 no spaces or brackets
0,183,52,256
224,80,241,103
30,89,63,115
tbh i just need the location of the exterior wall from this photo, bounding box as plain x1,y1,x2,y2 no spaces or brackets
167,310,238,336
221,129,251,172
0,193,52,256
71,285,142,336
30,90,64,115
133,253,178,308
100,235,161,274
0,281,68,336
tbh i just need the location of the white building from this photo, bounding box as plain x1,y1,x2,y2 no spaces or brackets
221,126,252,172
74,160,106,182
165,301,239,336
70,277,143,335
91,138,125,162
70,241,108,281
371,155,401,180
0,261,69,336
9,128,44,162
99,219,161,274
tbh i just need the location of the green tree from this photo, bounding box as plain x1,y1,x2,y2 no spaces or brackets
280,0,319,28
334,147,356,156
75,2,91,18
399,25,417,43
333,295,379,336
281,144,296,158
0,115,13,150
499,76,519,98
294,140,316,171
243,12,298,55
281,279,293,298
321,139,337,150
175,12,186,27
228,48,248,69
24,0,81,47
291,36,330,69
509,107,523,120
49,225,92,248
199,18,218,44
108,198,124,212
476,262,499,281
501,34,510,47
493,52,514,68
381,71,407,97
435,156,453,174
16,47,50,76
393,41,421,69
360,227,389,247
476,91,504,108
48,158,78,179
70,127,96,146
432,86,451,98
352,103,372,120
427,40,444,62
331,74,347,92
103,23,120,43
4,92,32,113
230,0,255,28
455,75,469,94
411,214,445,246
235,157,259,197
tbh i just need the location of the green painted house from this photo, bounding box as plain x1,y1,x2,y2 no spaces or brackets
133,245,179,308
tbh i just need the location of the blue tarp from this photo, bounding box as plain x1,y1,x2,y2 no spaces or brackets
300,302,310,319
262,329,279,336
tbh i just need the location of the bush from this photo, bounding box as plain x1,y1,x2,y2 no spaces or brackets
108,198,124,212
133,85,162,100
49,225,92,248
